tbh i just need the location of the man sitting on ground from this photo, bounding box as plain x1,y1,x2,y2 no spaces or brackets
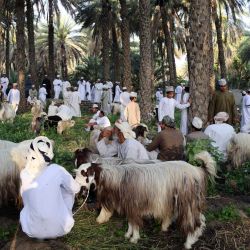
186,117,209,142
147,115,185,161
114,120,149,160
20,136,81,239
96,126,118,157
88,110,111,129
204,112,235,160
85,104,100,131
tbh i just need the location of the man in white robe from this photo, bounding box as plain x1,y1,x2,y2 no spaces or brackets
70,87,81,117
180,86,190,135
85,81,91,101
1,73,9,98
91,84,95,103
7,83,20,113
114,121,149,160
62,81,71,99
77,77,86,101
94,80,103,104
53,75,62,99
86,104,100,131
96,127,118,157
63,87,72,107
155,88,163,105
88,110,111,129
204,112,235,161
101,83,111,114
175,83,184,103
39,84,47,109
241,89,250,131
106,80,113,104
120,87,130,121
113,82,122,103
158,86,190,124
20,136,81,239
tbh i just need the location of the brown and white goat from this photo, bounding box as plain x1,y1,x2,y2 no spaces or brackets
75,151,216,249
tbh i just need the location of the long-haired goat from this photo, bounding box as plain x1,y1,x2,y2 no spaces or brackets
227,133,250,169
57,120,75,134
0,140,32,207
75,151,216,249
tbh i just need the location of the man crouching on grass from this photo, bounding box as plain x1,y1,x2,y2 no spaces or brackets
20,136,82,240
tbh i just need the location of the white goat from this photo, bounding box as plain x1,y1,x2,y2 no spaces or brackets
0,103,16,123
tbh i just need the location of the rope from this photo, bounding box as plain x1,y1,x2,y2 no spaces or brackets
73,188,90,217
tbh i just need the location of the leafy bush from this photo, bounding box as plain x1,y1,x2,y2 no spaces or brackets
206,205,240,222
224,162,250,195
186,139,224,166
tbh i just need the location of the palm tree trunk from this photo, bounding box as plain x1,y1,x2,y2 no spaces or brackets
112,25,120,82
26,0,38,88
48,0,55,81
160,6,177,85
139,0,153,122
119,0,132,89
188,0,213,124
15,0,26,111
212,3,227,79
101,0,111,81
5,14,10,78
61,44,67,80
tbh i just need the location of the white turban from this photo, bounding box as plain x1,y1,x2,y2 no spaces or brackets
24,136,54,179
115,121,136,139
192,117,203,129
214,112,229,124
218,79,227,86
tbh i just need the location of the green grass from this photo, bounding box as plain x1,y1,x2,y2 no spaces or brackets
205,204,241,222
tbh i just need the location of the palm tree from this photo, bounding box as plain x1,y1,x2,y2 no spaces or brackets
188,0,214,124
119,0,132,89
48,0,55,81
101,0,112,81
26,0,38,87
15,0,26,110
212,0,244,78
159,2,177,85
36,17,87,77
139,0,153,122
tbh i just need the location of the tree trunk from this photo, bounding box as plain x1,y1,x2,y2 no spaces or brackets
26,0,38,88
212,3,227,79
188,0,213,124
61,44,67,80
112,25,120,82
15,0,26,111
160,6,177,86
5,13,10,78
119,0,132,89
139,0,153,122
101,0,111,81
48,0,55,82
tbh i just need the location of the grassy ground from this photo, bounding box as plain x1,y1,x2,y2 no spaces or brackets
0,109,250,249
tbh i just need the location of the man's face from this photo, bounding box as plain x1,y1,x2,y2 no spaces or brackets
220,85,227,92
102,130,112,138
117,130,125,143
91,108,98,114
166,91,174,98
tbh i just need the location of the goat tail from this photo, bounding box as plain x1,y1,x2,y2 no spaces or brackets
194,151,217,181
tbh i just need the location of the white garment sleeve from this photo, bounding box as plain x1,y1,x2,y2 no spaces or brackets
7,90,11,102
175,99,190,110
61,168,81,194
158,98,163,122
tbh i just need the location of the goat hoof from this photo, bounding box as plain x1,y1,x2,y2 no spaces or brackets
130,237,139,244
124,232,131,239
